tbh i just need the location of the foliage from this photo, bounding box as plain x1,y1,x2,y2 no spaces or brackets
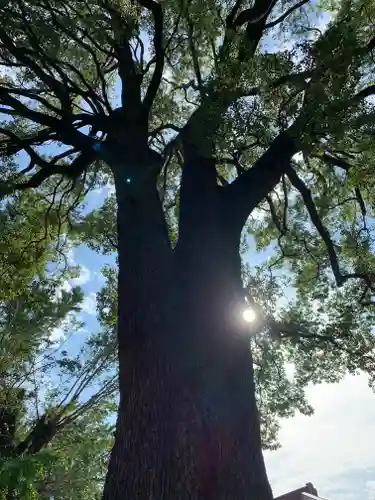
0,450,56,500
0,186,116,497
0,405,115,500
33,404,115,500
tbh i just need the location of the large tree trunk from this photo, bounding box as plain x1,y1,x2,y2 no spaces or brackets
102,150,273,500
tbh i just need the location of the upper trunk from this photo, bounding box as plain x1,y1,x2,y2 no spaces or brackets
102,151,273,500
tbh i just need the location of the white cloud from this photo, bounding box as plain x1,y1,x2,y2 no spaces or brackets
70,264,91,287
54,264,91,301
91,182,116,197
293,152,304,163
284,362,296,382
265,374,375,499
365,481,375,500
81,292,97,315
92,270,105,283
49,325,66,343
54,279,72,301
56,247,92,289
67,246,76,265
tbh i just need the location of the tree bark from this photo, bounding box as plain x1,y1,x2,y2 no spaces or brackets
102,152,273,500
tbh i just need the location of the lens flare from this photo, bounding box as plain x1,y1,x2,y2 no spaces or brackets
242,307,257,323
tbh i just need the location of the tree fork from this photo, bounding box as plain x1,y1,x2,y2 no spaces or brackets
103,151,273,499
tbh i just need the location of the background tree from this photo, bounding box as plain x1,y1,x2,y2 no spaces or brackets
0,270,117,499
1,1,375,499
0,183,117,499
32,402,115,500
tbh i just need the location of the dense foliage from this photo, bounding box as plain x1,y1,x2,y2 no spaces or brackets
0,186,116,498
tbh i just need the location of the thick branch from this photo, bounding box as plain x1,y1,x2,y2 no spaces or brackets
220,0,277,59
0,127,70,171
353,84,375,101
265,0,310,29
220,0,245,58
234,0,276,27
187,12,203,96
0,89,63,129
0,92,97,151
286,164,343,284
223,133,297,231
0,86,62,115
276,320,352,349
0,127,56,155
226,0,245,27
162,68,309,159
140,0,164,115
236,0,278,58
286,165,374,299
108,8,142,115
16,413,60,455
0,30,70,108
317,152,350,171
0,153,94,195
367,34,375,52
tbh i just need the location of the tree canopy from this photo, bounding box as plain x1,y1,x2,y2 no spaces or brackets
1,0,375,497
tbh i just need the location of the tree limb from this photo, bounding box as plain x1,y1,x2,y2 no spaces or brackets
161,64,309,158
0,86,63,115
0,29,71,109
187,9,204,97
317,152,350,171
220,0,277,59
315,152,367,220
0,93,97,151
0,89,62,129
286,164,374,299
107,7,142,116
223,133,297,231
353,84,375,101
233,0,276,27
265,0,310,29
0,153,94,195
226,0,245,28
45,3,113,112
140,0,164,115
286,164,344,284
0,128,79,174
0,127,57,155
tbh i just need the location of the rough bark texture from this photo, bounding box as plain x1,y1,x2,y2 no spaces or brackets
102,148,273,500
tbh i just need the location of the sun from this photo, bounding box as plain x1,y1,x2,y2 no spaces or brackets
242,307,257,323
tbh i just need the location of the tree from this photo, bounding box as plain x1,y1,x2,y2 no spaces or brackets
1,0,375,498
0,268,117,499
33,402,115,500
0,186,117,499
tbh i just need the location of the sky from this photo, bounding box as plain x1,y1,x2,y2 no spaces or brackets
266,373,375,500
48,185,116,348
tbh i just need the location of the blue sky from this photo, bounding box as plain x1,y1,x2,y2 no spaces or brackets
49,189,116,350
